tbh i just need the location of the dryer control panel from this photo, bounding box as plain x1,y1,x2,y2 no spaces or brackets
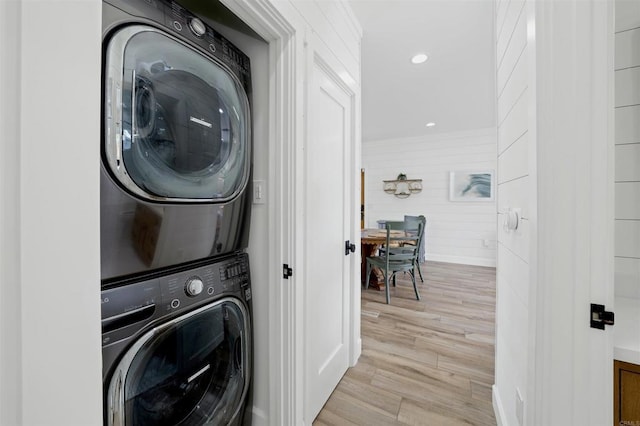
103,0,251,89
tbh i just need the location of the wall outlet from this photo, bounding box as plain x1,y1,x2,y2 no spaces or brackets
515,388,524,426
482,239,490,248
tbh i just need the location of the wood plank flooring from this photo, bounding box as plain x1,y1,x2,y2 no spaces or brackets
314,261,497,426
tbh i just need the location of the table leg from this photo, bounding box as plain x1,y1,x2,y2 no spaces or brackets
361,243,385,291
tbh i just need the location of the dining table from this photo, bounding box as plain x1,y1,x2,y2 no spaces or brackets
360,228,414,291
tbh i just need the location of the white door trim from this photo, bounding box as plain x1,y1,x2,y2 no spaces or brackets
0,1,23,424
530,0,615,424
215,2,361,424
219,1,301,424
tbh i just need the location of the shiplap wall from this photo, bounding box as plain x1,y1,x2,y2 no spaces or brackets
362,128,497,267
494,0,530,425
615,1,640,300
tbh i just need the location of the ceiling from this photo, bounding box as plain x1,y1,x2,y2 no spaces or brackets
348,0,496,142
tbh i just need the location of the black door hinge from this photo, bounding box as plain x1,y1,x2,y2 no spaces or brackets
590,303,615,330
283,264,293,279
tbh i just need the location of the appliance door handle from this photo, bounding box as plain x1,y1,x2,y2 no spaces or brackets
115,81,122,167
129,69,136,159
109,371,124,426
234,336,243,370
101,304,156,333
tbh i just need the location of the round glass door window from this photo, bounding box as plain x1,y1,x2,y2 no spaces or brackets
110,299,249,425
104,26,250,201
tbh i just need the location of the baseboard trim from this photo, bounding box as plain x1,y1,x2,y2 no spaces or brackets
425,254,496,268
493,385,507,426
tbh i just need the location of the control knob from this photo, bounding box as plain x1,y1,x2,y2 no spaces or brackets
185,277,204,297
189,17,206,37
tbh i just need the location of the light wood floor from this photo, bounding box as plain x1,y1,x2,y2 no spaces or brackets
314,261,497,426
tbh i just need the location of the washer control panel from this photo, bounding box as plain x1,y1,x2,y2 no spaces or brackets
159,253,250,313
101,252,251,346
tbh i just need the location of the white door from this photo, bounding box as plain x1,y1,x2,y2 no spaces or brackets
304,55,354,422
530,0,615,424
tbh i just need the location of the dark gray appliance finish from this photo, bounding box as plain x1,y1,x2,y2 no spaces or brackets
101,0,253,283
102,253,252,426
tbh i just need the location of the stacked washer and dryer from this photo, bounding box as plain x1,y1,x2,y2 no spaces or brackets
100,0,254,424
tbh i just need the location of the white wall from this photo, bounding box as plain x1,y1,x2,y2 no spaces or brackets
495,0,615,424
0,2,22,424
493,0,531,425
615,0,640,300
362,128,497,267
0,1,103,425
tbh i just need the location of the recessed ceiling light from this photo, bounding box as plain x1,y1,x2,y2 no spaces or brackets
426,122,436,127
411,53,428,64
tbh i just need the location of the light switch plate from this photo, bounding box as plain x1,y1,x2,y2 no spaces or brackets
253,180,266,204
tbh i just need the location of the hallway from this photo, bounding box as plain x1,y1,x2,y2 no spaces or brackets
315,261,497,425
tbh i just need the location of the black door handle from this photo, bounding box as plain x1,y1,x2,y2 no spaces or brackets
345,240,356,256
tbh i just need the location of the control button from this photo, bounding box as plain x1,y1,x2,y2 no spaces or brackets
170,299,180,309
207,286,214,295
185,277,204,297
173,21,183,32
209,43,216,53
189,17,206,37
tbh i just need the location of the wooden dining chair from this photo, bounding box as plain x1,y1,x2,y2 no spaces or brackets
365,222,422,304
378,218,424,281
403,215,426,282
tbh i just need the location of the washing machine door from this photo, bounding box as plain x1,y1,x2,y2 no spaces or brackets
106,298,250,426
104,25,250,202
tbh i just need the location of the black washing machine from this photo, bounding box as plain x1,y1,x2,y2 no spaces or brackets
102,253,252,425
101,0,253,283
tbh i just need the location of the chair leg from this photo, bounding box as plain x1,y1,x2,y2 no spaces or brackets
385,271,391,304
416,260,424,282
411,271,420,301
365,262,371,289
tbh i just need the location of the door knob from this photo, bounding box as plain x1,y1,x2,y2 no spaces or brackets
345,240,356,256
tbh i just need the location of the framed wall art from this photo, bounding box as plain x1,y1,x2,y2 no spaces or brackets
449,170,495,202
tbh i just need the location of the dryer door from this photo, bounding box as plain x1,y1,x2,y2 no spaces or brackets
106,298,250,426
104,26,250,202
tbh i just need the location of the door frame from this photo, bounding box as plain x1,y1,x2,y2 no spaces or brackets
219,1,299,424
219,1,361,424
